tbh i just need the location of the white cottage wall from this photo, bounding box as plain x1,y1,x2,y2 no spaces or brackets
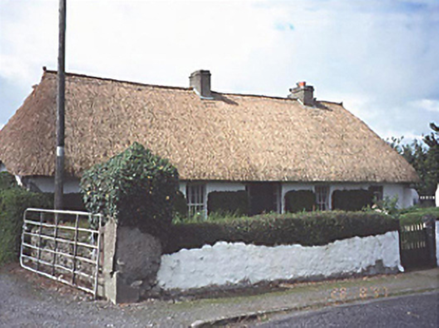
382,184,415,208
15,176,415,209
179,181,187,197
27,176,81,194
383,184,403,207
403,187,418,208
205,181,246,194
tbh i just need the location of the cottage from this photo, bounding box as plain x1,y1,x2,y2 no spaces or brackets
0,68,419,215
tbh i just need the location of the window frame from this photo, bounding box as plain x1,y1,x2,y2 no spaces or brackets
315,185,330,211
186,183,206,217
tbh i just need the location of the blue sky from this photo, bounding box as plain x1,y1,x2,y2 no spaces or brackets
1,0,438,143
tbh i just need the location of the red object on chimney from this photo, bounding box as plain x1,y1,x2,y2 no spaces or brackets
298,81,306,87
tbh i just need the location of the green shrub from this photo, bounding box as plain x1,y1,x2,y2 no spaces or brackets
207,191,249,216
399,207,439,225
332,189,374,211
370,195,400,216
0,188,52,265
164,211,399,254
0,171,18,190
284,190,316,213
80,142,179,237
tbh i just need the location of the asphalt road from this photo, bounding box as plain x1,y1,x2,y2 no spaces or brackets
256,292,439,328
1,263,438,327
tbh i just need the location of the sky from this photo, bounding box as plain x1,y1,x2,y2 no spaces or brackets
1,0,438,144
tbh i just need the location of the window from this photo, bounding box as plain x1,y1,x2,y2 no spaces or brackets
186,184,206,217
369,186,383,202
246,183,280,215
315,185,330,211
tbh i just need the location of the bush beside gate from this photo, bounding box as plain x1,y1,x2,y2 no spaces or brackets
0,172,53,265
80,142,179,238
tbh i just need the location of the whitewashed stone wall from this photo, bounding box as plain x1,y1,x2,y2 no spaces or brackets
157,231,402,291
436,221,439,267
436,184,439,207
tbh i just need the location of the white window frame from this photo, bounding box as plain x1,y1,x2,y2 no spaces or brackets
315,185,330,211
186,183,206,217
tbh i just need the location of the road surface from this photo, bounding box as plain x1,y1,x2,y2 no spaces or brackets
257,292,439,328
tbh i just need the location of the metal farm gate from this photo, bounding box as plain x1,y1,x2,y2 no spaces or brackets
399,219,436,270
20,208,102,298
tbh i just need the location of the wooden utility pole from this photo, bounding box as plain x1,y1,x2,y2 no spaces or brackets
55,0,66,210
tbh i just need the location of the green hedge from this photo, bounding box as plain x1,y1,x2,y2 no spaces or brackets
284,190,316,213
332,189,374,211
164,211,399,254
80,142,179,237
399,207,439,225
207,191,249,216
0,188,52,265
0,171,17,190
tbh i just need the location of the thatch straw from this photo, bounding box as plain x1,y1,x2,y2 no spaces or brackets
0,69,420,183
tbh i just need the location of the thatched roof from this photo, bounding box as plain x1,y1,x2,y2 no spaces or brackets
0,69,419,183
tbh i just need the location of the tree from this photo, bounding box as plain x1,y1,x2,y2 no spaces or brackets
422,123,439,195
387,122,439,196
424,123,439,147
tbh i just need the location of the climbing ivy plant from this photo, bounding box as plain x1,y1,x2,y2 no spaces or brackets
80,142,179,236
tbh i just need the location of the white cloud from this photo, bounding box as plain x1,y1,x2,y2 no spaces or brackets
410,99,439,113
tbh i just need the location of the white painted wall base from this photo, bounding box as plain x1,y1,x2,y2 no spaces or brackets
436,184,439,207
436,221,439,267
157,231,402,290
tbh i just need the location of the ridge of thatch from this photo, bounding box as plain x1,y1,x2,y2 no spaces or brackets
43,68,194,91
0,69,420,183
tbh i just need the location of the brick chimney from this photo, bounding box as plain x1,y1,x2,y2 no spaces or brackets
288,81,315,106
189,70,212,99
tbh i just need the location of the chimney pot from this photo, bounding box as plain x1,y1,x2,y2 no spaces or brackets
288,81,315,106
189,70,212,99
